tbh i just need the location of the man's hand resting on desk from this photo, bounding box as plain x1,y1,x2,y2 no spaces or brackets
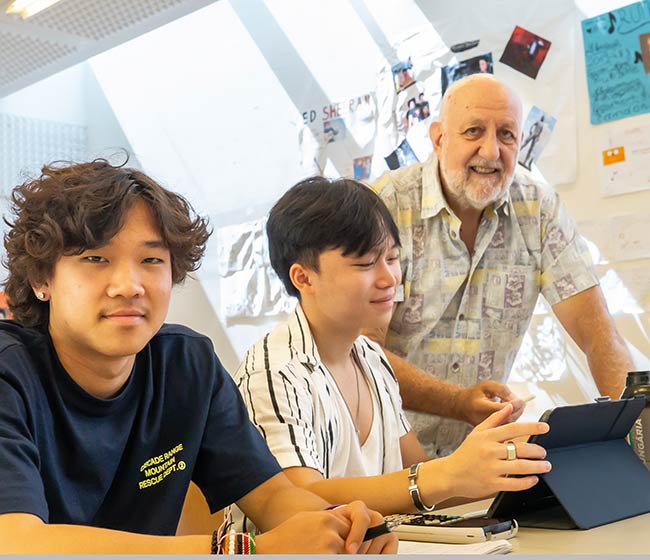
256,502,397,554
452,381,526,426
422,404,551,500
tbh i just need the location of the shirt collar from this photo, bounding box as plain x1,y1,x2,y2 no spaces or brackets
421,152,511,219
420,153,449,219
286,303,365,370
286,303,322,368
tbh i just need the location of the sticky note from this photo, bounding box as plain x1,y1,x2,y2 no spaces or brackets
602,146,626,165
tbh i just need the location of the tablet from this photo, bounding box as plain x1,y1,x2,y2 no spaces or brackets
487,397,650,529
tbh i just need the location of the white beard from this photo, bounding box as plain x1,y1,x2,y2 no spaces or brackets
439,146,514,212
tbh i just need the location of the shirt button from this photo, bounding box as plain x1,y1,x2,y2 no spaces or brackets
451,362,460,373
450,230,457,239
458,313,465,321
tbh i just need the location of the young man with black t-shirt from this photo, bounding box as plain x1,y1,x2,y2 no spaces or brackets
0,159,394,554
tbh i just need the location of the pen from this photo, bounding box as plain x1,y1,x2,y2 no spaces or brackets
363,520,400,541
522,394,536,403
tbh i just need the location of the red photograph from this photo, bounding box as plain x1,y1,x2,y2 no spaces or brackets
500,26,551,79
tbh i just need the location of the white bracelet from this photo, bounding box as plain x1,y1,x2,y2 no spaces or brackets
408,462,435,513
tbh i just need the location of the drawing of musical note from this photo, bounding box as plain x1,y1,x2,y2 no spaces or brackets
607,12,616,34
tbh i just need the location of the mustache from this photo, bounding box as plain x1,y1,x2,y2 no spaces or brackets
467,158,504,171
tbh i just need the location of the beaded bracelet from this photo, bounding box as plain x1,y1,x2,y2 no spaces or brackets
211,529,257,554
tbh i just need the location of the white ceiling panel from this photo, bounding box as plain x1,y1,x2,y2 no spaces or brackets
0,0,218,97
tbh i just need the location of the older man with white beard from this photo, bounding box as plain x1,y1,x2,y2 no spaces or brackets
370,74,633,458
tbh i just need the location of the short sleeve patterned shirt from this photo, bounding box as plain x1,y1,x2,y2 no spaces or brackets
372,154,599,457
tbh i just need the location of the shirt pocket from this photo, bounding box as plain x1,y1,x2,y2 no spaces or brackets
483,265,538,323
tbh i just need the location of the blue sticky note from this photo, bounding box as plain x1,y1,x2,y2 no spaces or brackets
582,2,650,124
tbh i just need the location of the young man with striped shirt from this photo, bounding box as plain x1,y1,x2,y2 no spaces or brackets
234,177,552,517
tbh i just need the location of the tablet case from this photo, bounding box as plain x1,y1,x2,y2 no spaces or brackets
487,397,650,529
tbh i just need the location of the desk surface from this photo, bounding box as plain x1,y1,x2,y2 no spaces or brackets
437,499,650,554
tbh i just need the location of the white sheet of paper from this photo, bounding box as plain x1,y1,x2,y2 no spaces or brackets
599,123,650,197
398,538,513,555
580,214,650,263
217,219,292,320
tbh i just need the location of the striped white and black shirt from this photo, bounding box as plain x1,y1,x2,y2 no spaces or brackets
234,304,410,479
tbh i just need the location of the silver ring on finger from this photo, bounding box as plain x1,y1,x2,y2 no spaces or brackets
505,440,517,461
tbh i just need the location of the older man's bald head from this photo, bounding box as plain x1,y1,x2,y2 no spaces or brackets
429,74,524,214
439,74,523,134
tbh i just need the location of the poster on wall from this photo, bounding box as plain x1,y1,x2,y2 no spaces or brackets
298,92,377,180
518,106,557,170
500,26,551,79
582,2,650,124
598,122,650,197
440,52,494,94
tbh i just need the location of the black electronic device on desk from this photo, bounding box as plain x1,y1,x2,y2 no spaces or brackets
384,512,517,544
488,396,650,529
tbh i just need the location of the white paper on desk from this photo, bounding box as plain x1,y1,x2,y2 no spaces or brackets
398,539,513,554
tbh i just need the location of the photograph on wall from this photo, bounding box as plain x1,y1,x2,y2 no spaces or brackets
0,292,9,319
500,26,551,79
391,57,416,93
353,155,372,180
385,139,419,170
441,52,494,94
640,32,650,74
323,117,347,144
406,92,431,129
518,106,557,170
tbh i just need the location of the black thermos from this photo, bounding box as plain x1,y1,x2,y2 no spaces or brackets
621,371,650,469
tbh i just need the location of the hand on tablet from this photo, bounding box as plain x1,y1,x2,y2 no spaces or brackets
436,404,551,499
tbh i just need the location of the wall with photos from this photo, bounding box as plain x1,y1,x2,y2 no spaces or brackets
2,0,650,423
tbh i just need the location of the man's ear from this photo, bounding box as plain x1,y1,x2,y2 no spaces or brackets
289,263,315,297
31,282,50,302
429,121,443,156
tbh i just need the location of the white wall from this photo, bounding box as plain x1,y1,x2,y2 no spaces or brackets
3,1,649,421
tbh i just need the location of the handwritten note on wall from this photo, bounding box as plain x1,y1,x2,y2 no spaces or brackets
582,2,650,124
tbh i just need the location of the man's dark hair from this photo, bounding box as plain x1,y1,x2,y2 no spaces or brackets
267,176,400,298
3,158,211,328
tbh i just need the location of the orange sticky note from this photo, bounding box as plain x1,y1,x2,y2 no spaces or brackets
602,146,625,165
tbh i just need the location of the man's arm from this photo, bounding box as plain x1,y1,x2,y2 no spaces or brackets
0,485,394,555
0,513,211,554
279,405,550,515
363,327,525,425
236,471,396,554
552,285,633,399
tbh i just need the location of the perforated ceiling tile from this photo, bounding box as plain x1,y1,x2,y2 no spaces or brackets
0,30,76,84
0,113,87,196
27,0,188,40
0,0,214,98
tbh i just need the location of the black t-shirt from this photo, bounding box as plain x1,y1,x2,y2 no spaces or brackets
0,321,281,535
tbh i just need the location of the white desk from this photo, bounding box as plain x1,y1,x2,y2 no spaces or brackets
436,499,650,554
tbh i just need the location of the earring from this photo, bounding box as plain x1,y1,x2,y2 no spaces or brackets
37,292,45,300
